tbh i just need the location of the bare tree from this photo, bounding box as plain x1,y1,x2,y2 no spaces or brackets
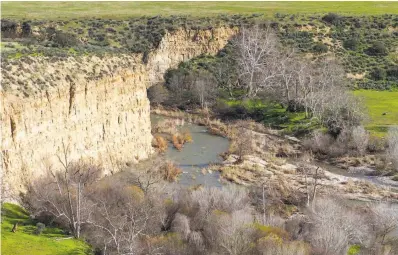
128,157,166,193
369,203,398,245
192,70,217,109
230,120,254,162
233,26,364,135
352,126,369,155
275,49,299,107
387,126,398,171
308,198,371,255
233,25,280,98
205,209,255,255
87,182,157,254
28,153,103,238
171,213,191,240
256,238,309,255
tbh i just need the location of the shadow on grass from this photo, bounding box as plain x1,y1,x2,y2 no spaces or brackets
58,247,92,255
250,102,319,135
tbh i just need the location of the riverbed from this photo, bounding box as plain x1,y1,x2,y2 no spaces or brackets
151,114,398,192
151,114,398,236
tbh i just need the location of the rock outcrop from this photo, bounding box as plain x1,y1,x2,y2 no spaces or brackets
1,27,237,199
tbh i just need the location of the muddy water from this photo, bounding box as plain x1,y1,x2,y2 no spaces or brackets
151,114,229,187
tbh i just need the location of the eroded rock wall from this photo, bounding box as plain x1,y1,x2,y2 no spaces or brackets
148,27,237,85
1,27,237,198
1,55,152,197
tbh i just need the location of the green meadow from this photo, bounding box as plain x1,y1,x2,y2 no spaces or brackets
354,90,398,137
1,203,92,255
2,1,398,19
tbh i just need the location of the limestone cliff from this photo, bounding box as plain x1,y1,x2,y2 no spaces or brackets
1,27,237,198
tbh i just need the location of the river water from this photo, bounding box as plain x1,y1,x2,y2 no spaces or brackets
151,114,229,187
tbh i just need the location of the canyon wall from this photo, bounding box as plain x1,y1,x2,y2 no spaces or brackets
1,27,237,199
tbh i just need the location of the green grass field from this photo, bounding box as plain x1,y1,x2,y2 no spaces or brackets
1,203,92,255
223,99,320,136
354,90,398,137
224,92,398,137
2,1,398,19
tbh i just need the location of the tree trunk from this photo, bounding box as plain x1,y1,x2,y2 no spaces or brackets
311,167,320,209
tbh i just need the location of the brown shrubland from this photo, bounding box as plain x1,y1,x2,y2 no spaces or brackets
25,160,398,255
153,135,168,153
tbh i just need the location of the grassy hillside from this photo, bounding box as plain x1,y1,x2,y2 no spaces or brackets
2,1,398,19
354,90,398,137
1,203,92,255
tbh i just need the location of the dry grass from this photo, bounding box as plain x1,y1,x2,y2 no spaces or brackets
182,130,193,143
152,107,232,137
172,134,183,151
170,131,193,151
153,119,177,135
162,161,182,182
153,135,168,153
219,164,261,185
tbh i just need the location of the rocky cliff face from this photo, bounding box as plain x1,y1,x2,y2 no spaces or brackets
1,27,237,199
148,28,237,85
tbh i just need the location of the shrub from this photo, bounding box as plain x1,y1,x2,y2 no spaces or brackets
366,41,388,56
147,84,169,105
347,245,361,255
34,222,46,235
304,130,333,155
229,121,254,161
153,135,168,153
182,130,193,143
387,66,398,79
308,198,370,255
21,22,31,37
351,126,369,155
171,133,187,151
1,19,18,38
52,31,79,47
312,43,328,54
387,126,398,171
253,223,290,240
369,68,387,80
343,38,359,50
171,213,191,240
367,135,386,152
153,119,177,134
161,161,182,182
321,13,341,26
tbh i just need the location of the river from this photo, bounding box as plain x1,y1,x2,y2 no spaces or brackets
151,114,398,236
151,114,229,187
